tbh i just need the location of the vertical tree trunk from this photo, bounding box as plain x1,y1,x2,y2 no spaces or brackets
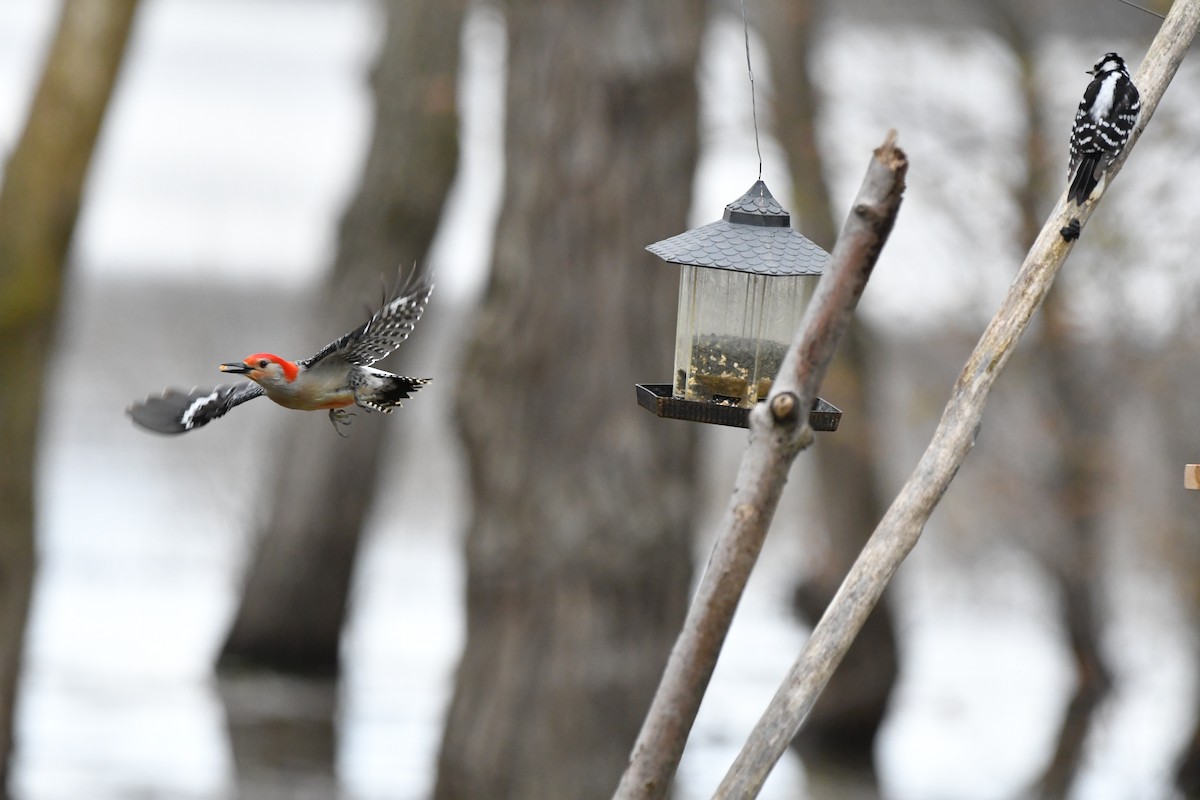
1177,723,1200,799
0,0,140,789
218,0,466,674
1161,339,1200,796
760,0,897,773
1032,298,1113,800
434,2,704,798
985,5,1113,795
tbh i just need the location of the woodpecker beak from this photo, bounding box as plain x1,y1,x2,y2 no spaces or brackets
220,362,252,374
1086,68,1095,75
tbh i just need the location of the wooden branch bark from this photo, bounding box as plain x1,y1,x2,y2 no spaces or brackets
612,132,908,800
714,3,1200,796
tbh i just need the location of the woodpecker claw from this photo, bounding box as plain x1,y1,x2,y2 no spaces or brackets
329,408,356,437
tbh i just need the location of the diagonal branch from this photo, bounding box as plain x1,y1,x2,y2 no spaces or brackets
713,2,1200,796
612,131,908,800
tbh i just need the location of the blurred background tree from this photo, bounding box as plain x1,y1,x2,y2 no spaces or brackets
759,1,898,791
432,0,704,796
217,0,466,674
984,4,1114,795
0,0,140,791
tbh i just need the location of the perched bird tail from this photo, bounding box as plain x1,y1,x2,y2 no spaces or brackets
1068,155,1100,205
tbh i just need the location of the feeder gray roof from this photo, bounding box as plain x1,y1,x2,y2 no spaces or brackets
646,180,828,276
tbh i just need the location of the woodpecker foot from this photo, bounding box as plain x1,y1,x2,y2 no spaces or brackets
1060,218,1081,242
329,408,356,437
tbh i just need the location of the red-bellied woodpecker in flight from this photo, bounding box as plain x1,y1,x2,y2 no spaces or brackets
128,273,433,436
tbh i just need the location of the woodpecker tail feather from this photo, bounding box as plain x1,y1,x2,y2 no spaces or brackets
1068,155,1100,205
356,372,430,413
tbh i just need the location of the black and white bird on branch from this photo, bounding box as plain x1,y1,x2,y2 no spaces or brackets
1067,52,1141,206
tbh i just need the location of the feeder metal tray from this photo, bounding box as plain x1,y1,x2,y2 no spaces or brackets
635,383,841,431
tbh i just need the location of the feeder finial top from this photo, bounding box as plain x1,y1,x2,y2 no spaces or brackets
724,180,789,228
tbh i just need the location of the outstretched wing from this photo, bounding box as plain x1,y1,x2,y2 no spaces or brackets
301,273,433,369
128,382,264,434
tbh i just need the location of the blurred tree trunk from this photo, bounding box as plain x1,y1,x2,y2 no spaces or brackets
760,0,897,779
986,4,1113,796
218,0,465,674
1032,304,1112,800
433,1,703,798
1156,336,1200,796
217,671,338,798
0,0,140,790
1176,638,1200,790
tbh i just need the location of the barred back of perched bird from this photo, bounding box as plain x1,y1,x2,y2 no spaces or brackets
128,271,433,436
1067,52,1141,206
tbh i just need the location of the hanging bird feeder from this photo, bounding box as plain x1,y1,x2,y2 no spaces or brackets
636,179,841,430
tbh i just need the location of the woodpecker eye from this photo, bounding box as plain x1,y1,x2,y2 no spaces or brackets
258,359,269,369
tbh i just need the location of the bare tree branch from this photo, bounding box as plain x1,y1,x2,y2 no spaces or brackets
713,3,1200,795
613,131,908,800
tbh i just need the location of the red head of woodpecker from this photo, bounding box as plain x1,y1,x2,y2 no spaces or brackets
128,274,433,436
218,353,306,407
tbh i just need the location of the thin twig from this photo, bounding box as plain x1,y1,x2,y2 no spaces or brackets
1116,0,1166,20
612,131,908,800
714,2,1200,795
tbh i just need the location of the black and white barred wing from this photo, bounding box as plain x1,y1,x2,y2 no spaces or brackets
1069,87,1141,176
128,382,263,434
1068,81,1100,178
1108,86,1141,155
302,275,433,369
